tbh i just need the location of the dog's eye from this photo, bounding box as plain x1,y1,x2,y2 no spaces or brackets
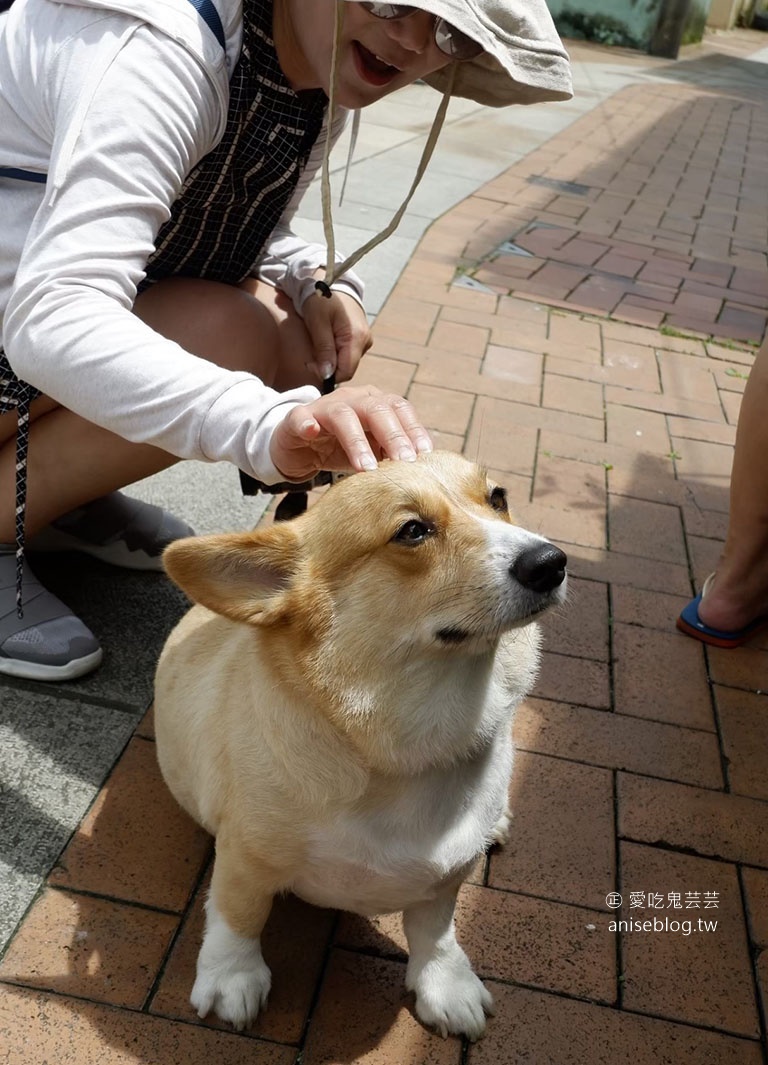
489,486,508,513
393,519,434,545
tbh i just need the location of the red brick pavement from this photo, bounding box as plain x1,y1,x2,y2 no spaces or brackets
465,84,768,343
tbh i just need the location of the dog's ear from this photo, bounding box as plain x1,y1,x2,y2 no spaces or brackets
161,525,301,625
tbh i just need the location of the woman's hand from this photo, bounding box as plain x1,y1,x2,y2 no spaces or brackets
269,385,433,481
301,286,373,383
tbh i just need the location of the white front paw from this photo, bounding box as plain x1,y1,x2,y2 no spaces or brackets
491,806,512,847
408,951,494,1040
191,946,271,1030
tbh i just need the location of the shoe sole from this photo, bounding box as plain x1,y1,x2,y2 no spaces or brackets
28,526,165,572
0,647,103,681
676,614,768,649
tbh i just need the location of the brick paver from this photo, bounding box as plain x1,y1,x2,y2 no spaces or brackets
3,29,768,1065
468,982,763,1065
458,86,768,345
619,843,758,1035
48,736,212,910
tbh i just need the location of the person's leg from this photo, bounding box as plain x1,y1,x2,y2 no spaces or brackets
0,401,177,543
136,276,322,392
238,276,326,391
685,334,768,634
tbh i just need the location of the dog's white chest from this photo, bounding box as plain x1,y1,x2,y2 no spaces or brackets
293,855,444,915
291,734,513,916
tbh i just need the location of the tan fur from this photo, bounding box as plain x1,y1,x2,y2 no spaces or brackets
154,450,566,1038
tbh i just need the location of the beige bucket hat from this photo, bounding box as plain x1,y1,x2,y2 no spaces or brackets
341,0,573,106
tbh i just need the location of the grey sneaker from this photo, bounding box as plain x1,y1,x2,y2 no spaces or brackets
0,552,102,681
28,492,195,572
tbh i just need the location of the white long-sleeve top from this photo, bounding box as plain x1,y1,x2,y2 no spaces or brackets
0,0,363,484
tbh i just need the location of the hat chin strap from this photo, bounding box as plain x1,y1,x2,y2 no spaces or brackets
316,1,456,297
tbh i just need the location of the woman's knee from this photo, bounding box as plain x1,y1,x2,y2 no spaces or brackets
133,277,289,384
240,278,318,390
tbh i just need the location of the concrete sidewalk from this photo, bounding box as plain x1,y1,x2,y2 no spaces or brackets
1,27,767,1065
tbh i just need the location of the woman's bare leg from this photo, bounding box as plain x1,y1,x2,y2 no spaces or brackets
239,277,327,391
0,278,318,543
696,334,768,630
0,402,177,543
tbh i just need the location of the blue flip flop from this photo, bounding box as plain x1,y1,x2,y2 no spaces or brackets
677,578,768,649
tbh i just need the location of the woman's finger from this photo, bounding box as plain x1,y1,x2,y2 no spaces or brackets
311,389,432,469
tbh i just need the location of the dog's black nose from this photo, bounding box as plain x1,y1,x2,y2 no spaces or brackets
511,543,567,593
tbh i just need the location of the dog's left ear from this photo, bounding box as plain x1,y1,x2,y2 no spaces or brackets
161,524,301,625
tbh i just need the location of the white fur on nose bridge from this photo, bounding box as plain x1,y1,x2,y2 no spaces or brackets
461,506,549,559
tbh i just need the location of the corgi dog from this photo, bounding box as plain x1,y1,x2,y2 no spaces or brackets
154,450,567,1040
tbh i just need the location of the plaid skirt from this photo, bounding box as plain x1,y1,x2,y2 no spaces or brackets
0,348,42,615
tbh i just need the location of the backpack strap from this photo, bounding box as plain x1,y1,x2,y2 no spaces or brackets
185,0,225,50
0,167,46,182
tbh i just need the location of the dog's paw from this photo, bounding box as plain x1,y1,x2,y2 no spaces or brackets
191,950,271,1030
408,952,494,1040
490,807,512,847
